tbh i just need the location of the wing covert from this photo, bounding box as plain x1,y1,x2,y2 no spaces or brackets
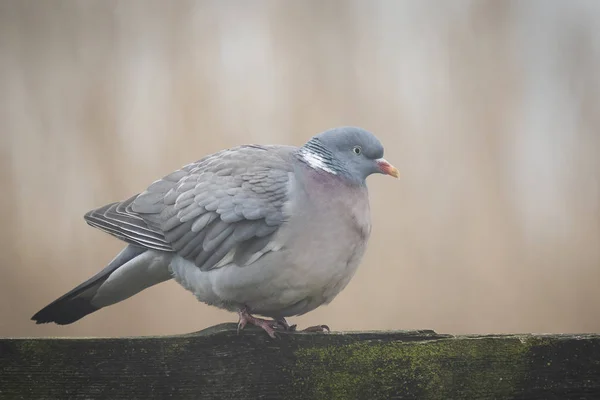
85,145,295,271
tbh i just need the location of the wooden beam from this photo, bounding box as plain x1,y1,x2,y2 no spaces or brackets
1,324,599,399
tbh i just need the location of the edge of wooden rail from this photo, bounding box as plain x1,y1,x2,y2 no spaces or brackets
2,323,600,400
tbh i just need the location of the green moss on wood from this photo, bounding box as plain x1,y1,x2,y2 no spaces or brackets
161,337,193,358
14,339,53,357
3,329,598,399
293,335,552,400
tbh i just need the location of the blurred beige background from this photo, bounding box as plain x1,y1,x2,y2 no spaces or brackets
1,0,599,338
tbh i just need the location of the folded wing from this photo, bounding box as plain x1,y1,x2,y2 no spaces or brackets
85,145,295,270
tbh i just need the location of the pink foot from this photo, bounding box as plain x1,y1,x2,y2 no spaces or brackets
237,308,280,339
274,317,297,331
237,309,331,338
275,318,330,333
302,324,330,333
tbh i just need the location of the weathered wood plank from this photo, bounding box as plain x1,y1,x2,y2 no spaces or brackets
1,323,599,399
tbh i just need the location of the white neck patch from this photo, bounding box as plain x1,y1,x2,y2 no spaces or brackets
298,147,337,175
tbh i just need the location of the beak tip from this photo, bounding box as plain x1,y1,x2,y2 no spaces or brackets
377,159,400,178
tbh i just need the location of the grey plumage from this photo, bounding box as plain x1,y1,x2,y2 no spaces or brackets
32,127,398,328
84,145,292,271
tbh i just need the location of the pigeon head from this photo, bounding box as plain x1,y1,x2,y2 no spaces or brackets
298,126,399,185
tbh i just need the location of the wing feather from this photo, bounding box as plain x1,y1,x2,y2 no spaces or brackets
84,145,296,271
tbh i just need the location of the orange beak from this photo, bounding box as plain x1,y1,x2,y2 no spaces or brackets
376,158,400,178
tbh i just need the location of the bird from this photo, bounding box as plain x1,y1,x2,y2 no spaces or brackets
32,126,399,338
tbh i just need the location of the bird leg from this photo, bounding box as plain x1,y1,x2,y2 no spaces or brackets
237,307,280,339
237,308,331,338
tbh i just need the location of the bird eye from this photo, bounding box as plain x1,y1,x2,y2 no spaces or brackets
353,146,362,155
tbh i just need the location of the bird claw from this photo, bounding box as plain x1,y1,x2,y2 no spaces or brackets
302,324,330,333
236,318,247,334
274,318,296,331
237,310,330,338
237,308,279,339
275,318,330,333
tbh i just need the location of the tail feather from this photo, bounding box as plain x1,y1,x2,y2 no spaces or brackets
31,245,147,325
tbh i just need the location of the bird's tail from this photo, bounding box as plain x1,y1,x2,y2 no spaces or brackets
31,245,172,325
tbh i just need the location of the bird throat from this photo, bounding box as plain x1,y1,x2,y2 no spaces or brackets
298,138,339,175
